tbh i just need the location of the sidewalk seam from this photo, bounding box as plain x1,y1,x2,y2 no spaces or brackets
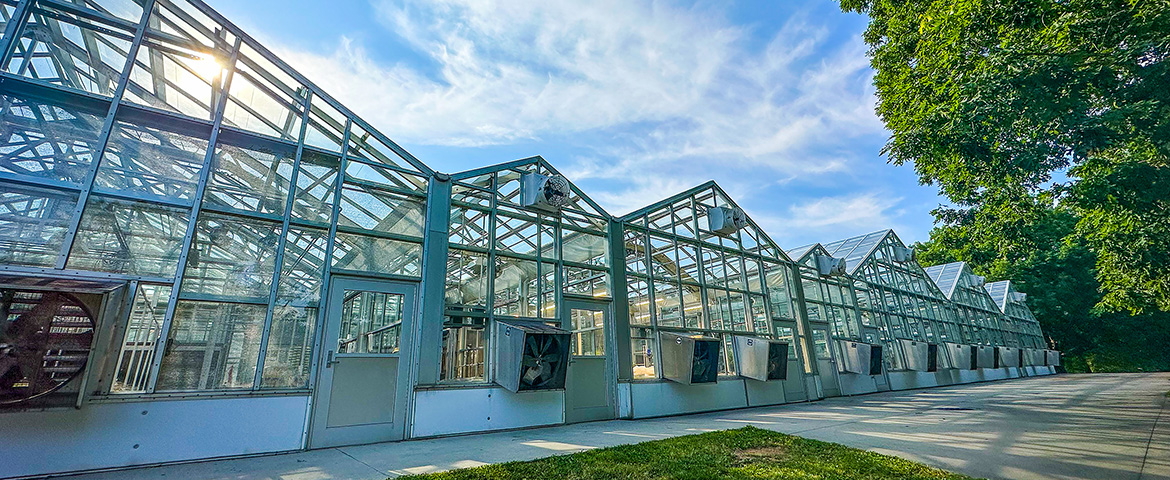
1137,386,1168,480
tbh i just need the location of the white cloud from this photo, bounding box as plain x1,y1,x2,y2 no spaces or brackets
752,192,908,246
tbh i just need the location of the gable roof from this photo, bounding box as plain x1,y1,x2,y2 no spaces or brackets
984,280,1014,312
924,261,968,299
820,229,893,275
451,155,611,220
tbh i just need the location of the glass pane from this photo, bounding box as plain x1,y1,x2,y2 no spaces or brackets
570,308,605,356
654,280,680,327
346,126,425,188
95,118,211,202
338,291,403,354
627,278,650,326
66,195,189,277
5,5,132,96
563,229,608,266
303,97,346,152
222,43,305,141
445,248,488,307
111,283,171,393
0,185,77,267
123,39,227,119
448,206,489,248
0,92,106,185
441,316,486,382
180,213,280,301
204,134,296,215
565,266,608,298
290,150,338,225
57,0,143,23
331,233,421,277
156,301,266,391
493,255,538,318
338,181,424,237
631,328,656,379
261,227,326,388
494,214,538,256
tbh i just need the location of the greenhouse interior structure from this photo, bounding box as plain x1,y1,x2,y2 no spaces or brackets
0,0,1061,477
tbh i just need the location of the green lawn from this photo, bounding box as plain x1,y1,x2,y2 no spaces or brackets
396,426,979,480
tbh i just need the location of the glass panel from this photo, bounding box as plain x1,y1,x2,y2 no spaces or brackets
156,301,266,391
338,291,403,354
565,266,608,298
539,261,557,319
66,195,189,277
445,248,489,307
180,212,280,301
654,280,680,327
493,255,537,318
570,308,605,356
494,213,538,256
627,277,650,326
111,283,171,393
449,206,489,248
223,43,305,142
682,283,703,329
5,5,132,96
631,327,656,378
204,134,295,216
0,185,77,267
261,227,326,388
0,92,106,185
338,177,424,237
123,39,227,119
290,150,338,225
95,118,211,202
347,124,424,185
331,233,421,277
441,316,486,382
563,229,608,266
57,0,144,24
303,97,346,152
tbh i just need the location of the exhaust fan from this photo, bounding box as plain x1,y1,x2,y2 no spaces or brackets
660,332,721,385
1011,292,1028,303
975,345,995,368
945,342,973,370
968,275,986,287
521,173,572,212
1045,349,1061,367
893,246,916,263
732,335,788,381
839,340,883,375
815,255,847,277
493,321,570,393
997,346,1020,368
1,290,95,407
707,206,748,236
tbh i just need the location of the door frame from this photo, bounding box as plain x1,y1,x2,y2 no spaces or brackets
562,296,617,423
308,276,418,448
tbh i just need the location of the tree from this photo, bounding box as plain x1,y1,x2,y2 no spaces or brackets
839,0,1170,313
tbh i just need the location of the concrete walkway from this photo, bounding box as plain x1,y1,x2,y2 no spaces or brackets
58,373,1170,480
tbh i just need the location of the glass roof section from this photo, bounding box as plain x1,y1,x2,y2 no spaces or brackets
821,229,891,275
923,261,966,299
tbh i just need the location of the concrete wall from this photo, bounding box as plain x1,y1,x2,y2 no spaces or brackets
0,395,308,479
627,380,749,418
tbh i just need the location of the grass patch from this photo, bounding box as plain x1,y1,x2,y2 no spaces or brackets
396,426,979,480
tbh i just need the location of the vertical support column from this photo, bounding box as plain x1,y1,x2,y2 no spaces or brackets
608,219,632,381
788,264,818,376
0,0,33,66
413,175,451,387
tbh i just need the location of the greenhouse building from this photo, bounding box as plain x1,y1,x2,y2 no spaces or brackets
0,0,1060,477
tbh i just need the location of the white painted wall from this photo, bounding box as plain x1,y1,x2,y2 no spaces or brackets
0,395,309,479
411,387,564,438
628,380,748,418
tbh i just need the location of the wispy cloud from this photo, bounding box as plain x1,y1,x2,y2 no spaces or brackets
752,192,908,245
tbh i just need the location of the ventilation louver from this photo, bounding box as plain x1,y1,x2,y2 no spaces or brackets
493,321,570,393
732,335,788,381
521,173,572,212
1,290,95,407
815,255,846,277
708,206,748,236
660,332,721,385
893,246,916,263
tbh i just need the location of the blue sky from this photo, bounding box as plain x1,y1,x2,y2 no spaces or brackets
204,0,947,248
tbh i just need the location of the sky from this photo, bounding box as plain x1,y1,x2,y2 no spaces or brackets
204,0,947,249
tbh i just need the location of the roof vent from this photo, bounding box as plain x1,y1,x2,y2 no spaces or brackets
968,275,986,287
708,205,748,235
521,173,572,211
815,254,846,277
1011,292,1027,303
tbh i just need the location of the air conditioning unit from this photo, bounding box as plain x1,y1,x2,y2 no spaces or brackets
660,332,721,385
1046,349,1061,367
815,255,847,277
707,205,748,235
1011,292,1028,303
997,346,1020,368
975,345,995,369
968,275,986,287
732,335,788,381
945,342,974,370
521,173,572,211
893,246,916,263
900,339,939,372
839,340,883,375
493,321,570,393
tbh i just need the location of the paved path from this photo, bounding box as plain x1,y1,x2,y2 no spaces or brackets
58,373,1170,480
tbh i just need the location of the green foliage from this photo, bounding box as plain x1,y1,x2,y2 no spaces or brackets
398,426,976,480
840,0,1170,313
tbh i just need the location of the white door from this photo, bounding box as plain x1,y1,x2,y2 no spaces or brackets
564,299,616,423
310,278,416,448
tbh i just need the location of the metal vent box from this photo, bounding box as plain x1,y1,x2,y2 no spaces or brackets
945,342,973,370
975,345,995,369
997,346,1020,368
839,340,883,375
900,339,939,372
493,321,571,393
660,332,722,385
1045,349,1061,367
732,335,788,381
